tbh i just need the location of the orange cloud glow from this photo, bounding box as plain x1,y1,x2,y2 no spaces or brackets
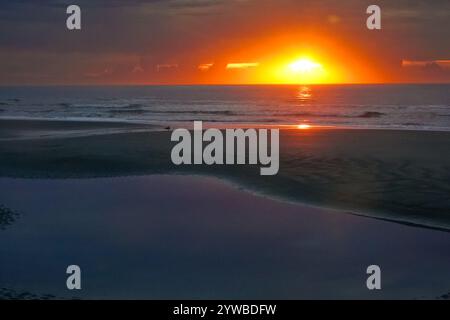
226,63,260,69
402,60,450,68
198,63,214,71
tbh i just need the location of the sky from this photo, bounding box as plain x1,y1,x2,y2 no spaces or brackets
0,0,449,85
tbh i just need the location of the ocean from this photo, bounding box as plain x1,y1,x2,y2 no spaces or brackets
0,84,449,131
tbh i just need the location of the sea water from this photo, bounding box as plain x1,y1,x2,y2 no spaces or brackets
0,84,449,131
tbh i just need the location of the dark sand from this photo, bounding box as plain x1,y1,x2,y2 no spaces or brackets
1,119,450,230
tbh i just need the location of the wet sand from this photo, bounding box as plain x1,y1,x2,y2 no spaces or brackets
1,119,449,230
0,118,157,140
1,119,450,299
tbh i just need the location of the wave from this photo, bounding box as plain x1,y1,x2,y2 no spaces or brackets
102,109,387,118
267,111,387,118
108,108,146,114
57,103,72,107
104,108,238,116
148,110,237,115
402,122,421,126
358,111,386,118
126,103,144,109
162,118,283,123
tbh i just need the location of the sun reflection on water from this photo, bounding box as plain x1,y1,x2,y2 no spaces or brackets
296,86,313,102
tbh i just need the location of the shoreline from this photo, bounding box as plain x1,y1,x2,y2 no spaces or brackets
2,117,450,133
0,118,161,141
4,171,449,233
1,118,450,231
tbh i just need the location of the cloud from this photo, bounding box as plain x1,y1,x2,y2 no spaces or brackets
402,60,450,69
84,68,113,78
156,64,179,72
226,63,259,69
198,63,214,71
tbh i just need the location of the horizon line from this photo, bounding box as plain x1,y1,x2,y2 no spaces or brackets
1,82,450,87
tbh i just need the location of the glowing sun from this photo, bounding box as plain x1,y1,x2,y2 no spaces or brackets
289,58,323,74
270,57,327,84
297,124,311,129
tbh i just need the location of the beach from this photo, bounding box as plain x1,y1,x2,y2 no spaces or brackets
1,119,449,230
1,0,449,304
1,118,450,299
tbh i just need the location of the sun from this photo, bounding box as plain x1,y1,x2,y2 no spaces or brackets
267,56,328,84
289,58,323,74
289,58,322,73
258,53,337,84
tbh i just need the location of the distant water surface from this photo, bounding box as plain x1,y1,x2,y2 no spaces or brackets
0,84,449,131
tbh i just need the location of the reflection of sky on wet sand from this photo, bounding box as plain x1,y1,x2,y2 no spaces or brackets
0,175,450,299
